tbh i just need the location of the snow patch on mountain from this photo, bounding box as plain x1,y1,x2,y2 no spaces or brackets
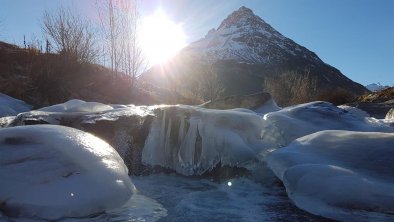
365,82,390,92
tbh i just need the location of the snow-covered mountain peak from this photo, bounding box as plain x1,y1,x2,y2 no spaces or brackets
217,6,264,30
187,6,321,64
365,82,390,92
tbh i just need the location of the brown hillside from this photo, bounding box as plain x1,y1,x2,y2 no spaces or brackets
0,41,169,108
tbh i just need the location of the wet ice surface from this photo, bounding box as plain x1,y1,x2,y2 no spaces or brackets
130,173,334,222
59,193,167,222
1,173,334,222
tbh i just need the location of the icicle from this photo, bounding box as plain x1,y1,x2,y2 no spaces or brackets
178,115,185,145
178,118,198,173
164,117,172,166
159,111,166,150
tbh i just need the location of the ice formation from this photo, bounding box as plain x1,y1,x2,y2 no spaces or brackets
142,106,266,175
3,100,393,178
0,125,133,220
38,99,113,113
0,93,32,117
386,108,394,119
267,130,394,221
260,101,394,149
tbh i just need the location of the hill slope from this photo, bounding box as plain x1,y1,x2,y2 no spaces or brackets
0,41,152,107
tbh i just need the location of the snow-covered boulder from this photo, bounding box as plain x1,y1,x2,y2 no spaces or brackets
267,130,394,221
0,125,133,220
261,101,393,149
3,104,154,175
0,93,32,117
337,105,370,118
38,99,113,113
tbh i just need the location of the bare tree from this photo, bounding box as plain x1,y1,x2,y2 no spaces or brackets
96,0,147,84
189,64,224,102
42,7,98,63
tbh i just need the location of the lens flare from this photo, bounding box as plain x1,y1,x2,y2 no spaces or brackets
140,10,187,65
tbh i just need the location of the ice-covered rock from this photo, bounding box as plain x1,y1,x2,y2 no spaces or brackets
337,105,370,118
0,93,32,117
267,130,394,221
38,99,113,113
0,125,133,220
143,105,266,175
261,101,394,149
3,101,392,177
2,104,155,174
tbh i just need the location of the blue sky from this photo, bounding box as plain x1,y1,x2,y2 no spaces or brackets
0,0,393,85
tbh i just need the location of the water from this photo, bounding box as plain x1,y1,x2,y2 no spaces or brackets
1,173,332,222
129,173,332,222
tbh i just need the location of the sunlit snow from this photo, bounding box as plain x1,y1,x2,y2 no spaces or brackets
0,93,32,117
0,125,133,220
267,130,394,221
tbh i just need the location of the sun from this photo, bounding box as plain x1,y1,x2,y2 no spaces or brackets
140,11,187,65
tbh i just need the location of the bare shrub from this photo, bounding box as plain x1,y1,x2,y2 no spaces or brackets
42,7,98,64
188,64,224,102
262,68,317,106
317,88,356,105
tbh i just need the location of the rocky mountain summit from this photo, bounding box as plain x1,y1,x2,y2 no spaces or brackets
141,6,367,106
188,6,320,64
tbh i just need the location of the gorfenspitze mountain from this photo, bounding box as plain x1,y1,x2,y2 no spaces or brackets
141,6,367,104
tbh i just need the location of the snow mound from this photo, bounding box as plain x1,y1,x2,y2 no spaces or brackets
253,97,281,114
38,99,113,113
0,93,32,117
337,105,370,118
261,101,393,149
142,106,266,175
0,125,133,220
267,130,394,221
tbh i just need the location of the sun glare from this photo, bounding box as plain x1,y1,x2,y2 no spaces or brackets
140,11,186,65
